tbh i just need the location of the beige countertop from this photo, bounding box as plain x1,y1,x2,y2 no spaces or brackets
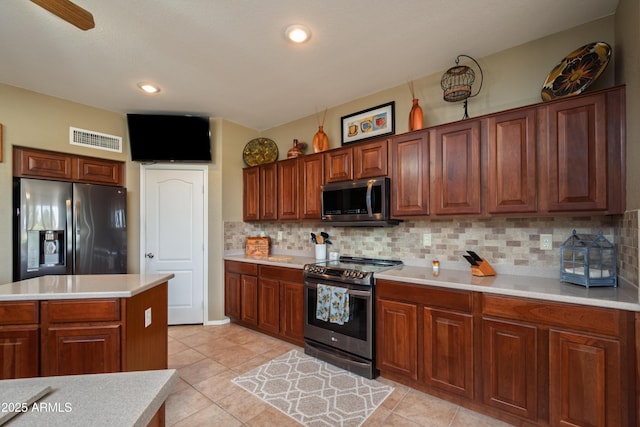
224,254,640,312
0,369,178,426
0,274,175,301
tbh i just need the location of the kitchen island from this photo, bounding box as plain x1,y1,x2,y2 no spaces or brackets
0,274,174,379
0,369,178,426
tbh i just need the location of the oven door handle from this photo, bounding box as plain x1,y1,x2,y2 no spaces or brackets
347,289,371,297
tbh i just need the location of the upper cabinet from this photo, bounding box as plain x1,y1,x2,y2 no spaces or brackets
485,109,537,214
13,146,125,187
243,163,277,221
277,158,299,220
430,120,482,216
242,86,626,222
538,87,625,214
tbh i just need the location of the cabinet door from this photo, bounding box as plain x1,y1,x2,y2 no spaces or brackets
280,281,304,344
376,299,418,380
277,159,299,220
224,271,241,319
260,163,278,220
74,157,124,186
324,147,353,182
242,167,260,221
354,139,388,179
0,327,39,379
549,329,621,427
482,318,538,420
390,132,429,216
299,153,324,219
423,308,473,398
541,93,608,212
431,120,481,215
13,147,73,180
240,275,258,325
258,278,280,334
43,324,121,376
486,110,537,214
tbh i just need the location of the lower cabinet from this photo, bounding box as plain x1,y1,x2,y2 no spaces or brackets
0,283,169,380
376,281,637,427
224,261,304,346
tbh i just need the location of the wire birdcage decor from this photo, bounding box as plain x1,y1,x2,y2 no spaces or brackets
560,230,617,288
441,54,483,119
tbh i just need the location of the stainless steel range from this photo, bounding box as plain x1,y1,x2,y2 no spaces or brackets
303,256,402,378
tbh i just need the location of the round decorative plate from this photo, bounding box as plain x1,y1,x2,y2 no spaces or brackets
541,41,611,101
242,138,278,166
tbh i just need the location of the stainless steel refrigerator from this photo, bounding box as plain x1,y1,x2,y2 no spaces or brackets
13,178,127,280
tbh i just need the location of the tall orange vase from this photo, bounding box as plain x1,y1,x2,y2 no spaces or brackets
312,125,329,153
409,98,424,131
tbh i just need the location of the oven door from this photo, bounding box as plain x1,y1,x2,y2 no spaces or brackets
303,279,373,359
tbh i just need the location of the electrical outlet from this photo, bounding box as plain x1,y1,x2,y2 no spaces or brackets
277,231,283,241
144,308,152,328
422,233,431,247
540,234,553,251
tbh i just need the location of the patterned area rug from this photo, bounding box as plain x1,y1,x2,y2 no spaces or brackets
232,350,393,427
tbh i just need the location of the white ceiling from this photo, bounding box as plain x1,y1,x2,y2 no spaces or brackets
0,0,618,131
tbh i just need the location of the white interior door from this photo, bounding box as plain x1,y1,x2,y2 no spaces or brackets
142,166,206,325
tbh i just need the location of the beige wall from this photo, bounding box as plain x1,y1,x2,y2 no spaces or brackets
0,84,133,284
260,17,615,157
616,0,640,210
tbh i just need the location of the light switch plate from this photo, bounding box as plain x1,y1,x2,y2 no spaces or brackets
422,233,431,247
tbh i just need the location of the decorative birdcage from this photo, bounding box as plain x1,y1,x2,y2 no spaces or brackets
560,230,617,288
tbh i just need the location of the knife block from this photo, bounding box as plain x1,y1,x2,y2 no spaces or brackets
471,260,496,277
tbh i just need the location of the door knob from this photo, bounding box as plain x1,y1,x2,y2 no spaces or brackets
145,252,155,259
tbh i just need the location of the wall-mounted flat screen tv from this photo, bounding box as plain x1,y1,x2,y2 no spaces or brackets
127,114,212,162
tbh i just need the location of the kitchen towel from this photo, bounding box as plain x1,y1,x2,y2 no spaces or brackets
315,284,350,324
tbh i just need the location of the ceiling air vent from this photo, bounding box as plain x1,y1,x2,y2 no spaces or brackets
70,127,122,153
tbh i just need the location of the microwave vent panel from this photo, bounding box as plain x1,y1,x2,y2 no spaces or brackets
560,229,617,288
70,127,122,153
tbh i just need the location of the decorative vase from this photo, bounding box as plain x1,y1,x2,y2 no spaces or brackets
312,125,329,153
287,139,303,158
409,98,424,131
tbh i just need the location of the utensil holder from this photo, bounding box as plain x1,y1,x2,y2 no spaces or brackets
471,260,496,276
315,244,327,260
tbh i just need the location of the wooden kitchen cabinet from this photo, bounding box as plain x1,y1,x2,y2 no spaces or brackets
13,146,125,186
354,138,388,179
538,87,625,214
481,317,538,420
423,307,473,399
390,131,429,216
299,153,324,219
376,279,474,398
225,261,304,346
430,119,481,216
485,109,537,214
277,158,299,220
242,164,277,221
324,146,353,182
376,298,418,380
242,166,260,221
0,301,39,379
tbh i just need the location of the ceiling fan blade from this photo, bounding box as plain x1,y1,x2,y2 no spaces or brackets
30,0,95,31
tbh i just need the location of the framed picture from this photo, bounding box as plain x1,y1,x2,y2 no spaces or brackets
341,101,395,145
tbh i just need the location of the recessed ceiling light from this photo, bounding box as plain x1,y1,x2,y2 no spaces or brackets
137,82,161,94
284,24,311,43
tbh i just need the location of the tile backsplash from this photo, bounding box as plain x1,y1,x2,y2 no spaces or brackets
225,213,638,282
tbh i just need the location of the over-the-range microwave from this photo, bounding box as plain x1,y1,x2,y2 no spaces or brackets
321,177,399,226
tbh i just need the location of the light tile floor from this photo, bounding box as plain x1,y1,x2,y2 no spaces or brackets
166,323,514,426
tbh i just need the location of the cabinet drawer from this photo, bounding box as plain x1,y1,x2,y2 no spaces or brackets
0,301,38,325
43,299,120,323
259,265,303,282
225,260,258,275
482,294,620,336
376,280,471,313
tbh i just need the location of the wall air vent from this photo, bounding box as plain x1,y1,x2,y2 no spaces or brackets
70,127,122,153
